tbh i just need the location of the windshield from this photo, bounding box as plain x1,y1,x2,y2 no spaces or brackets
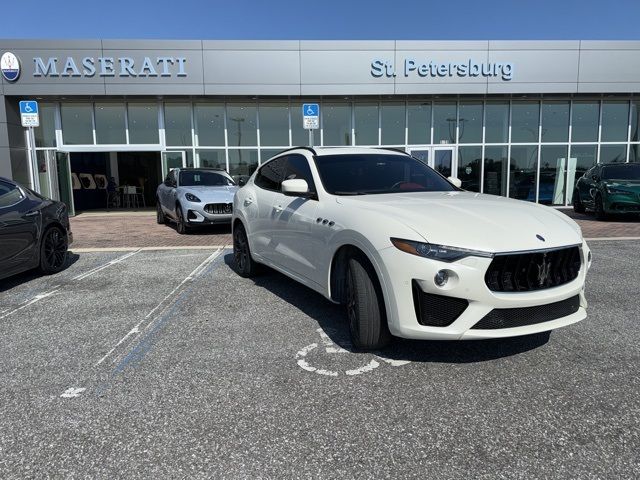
313,153,456,195
179,170,235,187
602,164,640,181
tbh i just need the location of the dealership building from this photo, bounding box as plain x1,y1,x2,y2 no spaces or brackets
1,39,639,214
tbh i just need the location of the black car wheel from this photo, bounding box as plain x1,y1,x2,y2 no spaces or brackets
176,205,188,234
595,194,607,220
40,226,68,274
345,254,391,351
233,223,258,277
156,200,166,224
572,189,585,214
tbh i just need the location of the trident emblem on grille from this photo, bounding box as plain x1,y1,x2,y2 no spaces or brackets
537,253,551,286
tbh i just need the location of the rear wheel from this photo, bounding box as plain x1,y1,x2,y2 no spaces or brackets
346,255,391,350
156,200,166,224
595,195,607,220
40,226,68,274
572,189,585,214
176,205,188,234
233,222,258,277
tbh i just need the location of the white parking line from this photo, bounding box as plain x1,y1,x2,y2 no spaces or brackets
0,288,60,320
72,250,141,281
94,249,222,367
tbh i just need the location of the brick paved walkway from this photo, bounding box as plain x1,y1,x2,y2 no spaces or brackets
70,212,232,250
69,208,639,250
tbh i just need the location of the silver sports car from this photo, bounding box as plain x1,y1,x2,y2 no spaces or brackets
156,168,238,234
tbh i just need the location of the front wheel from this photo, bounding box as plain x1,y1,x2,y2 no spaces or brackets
346,255,391,351
573,189,585,214
233,223,258,277
175,205,188,234
156,200,166,224
595,195,607,220
40,226,68,274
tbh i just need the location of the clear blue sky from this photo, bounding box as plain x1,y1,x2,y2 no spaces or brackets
2,0,639,39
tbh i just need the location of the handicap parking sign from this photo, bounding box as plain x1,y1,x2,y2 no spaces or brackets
19,101,40,127
302,103,319,129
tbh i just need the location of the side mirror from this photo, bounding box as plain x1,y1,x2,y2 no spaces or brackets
282,178,310,196
238,177,246,187
448,176,462,188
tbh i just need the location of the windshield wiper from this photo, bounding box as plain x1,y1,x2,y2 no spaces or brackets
333,191,368,195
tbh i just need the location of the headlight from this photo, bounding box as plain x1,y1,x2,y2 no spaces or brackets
605,186,633,195
185,193,201,202
390,238,494,262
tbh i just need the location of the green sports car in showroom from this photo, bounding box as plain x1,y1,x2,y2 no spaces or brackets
573,162,640,219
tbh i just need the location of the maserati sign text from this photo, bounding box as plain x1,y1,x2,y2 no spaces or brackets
33,56,188,77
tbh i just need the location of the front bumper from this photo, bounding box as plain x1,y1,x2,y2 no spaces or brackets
184,205,232,225
377,240,590,340
604,194,640,213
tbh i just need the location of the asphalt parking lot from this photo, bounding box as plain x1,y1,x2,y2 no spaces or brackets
0,241,639,478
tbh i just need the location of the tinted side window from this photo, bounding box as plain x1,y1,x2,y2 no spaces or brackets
0,181,24,208
284,154,316,193
255,157,285,191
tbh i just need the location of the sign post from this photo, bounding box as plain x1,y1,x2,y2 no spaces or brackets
20,101,40,192
302,103,319,147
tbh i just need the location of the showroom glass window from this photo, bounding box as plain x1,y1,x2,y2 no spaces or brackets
228,149,258,180
600,144,626,163
164,103,192,146
483,146,508,196
381,103,405,145
291,103,311,147
61,103,93,145
540,145,568,205
407,102,431,144
630,100,640,142
457,146,482,192
509,145,538,201
259,103,289,146
433,103,457,144
34,103,56,148
541,101,569,142
128,103,159,144
197,149,226,169
630,144,639,162
600,101,629,142
511,101,539,143
227,104,257,147
95,103,126,144
571,101,599,142
458,102,482,144
571,145,597,181
261,149,283,164
354,103,379,145
195,103,225,147
323,103,352,146
485,102,509,143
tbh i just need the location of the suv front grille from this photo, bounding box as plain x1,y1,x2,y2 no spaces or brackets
485,246,581,292
412,281,468,327
472,295,581,330
204,203,233,215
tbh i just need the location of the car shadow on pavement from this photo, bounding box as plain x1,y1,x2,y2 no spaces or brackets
223,253,551,364
0,253,80,293
169,223,232,235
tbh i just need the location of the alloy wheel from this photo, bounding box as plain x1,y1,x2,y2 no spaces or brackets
233,228,248,271
43,228,67,270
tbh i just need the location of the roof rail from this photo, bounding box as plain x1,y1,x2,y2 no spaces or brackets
270,146,318,157
379,147,410,155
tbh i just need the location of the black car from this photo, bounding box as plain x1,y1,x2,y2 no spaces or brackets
0,176,73,281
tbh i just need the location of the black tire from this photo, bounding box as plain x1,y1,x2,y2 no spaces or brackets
233,222,258,277
175,204,188,234
156,200,166,224
572,189,585,214
346,255,391,350
39,226,68,275
594,195,607,220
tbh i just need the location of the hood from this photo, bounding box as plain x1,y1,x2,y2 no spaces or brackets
337,191,582,253
179,185,238,203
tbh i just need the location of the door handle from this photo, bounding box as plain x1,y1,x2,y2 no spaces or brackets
24,210,40,218
244,197,253,206
274,204,283,213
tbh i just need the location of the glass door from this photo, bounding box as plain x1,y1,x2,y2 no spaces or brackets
161,151,186,178
408,147,457,179
49,151,75,216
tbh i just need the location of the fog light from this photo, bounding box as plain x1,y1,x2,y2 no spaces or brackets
434,270,449,287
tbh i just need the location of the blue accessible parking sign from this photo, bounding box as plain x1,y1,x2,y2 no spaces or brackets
19,100,40,127
302,103,319,130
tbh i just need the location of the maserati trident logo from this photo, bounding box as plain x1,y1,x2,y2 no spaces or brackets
1,52,20,82
537,254,552,287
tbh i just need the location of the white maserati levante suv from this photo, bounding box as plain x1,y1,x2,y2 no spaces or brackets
232,147,591,350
